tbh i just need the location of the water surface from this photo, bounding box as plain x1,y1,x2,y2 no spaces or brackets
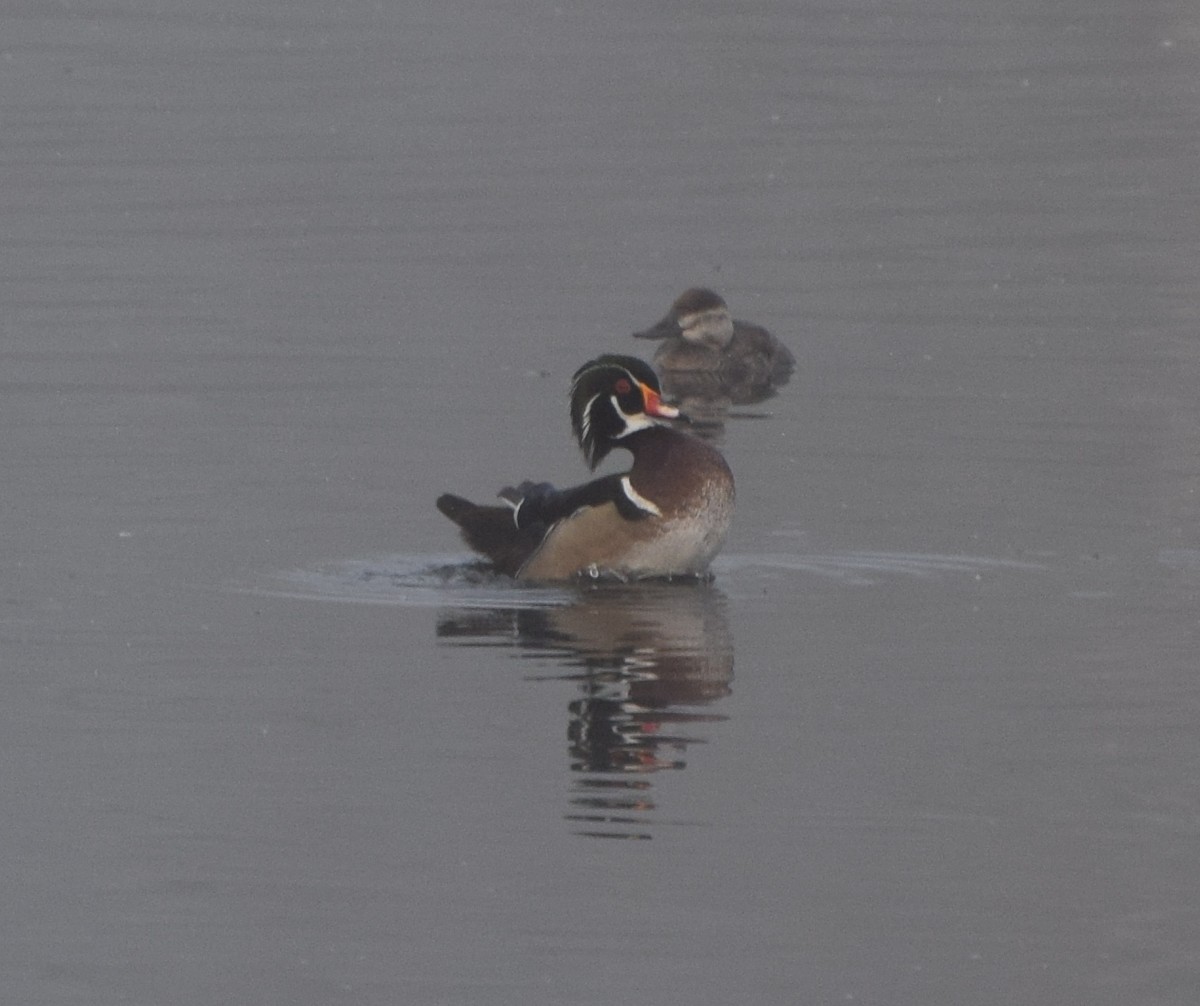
4,1,1200,1003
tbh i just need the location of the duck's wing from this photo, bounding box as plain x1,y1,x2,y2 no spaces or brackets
499,473,658,528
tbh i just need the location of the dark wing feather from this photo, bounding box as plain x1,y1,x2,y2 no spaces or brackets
435,494,548,577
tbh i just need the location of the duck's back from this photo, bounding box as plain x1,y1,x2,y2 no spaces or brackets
729,321,795,381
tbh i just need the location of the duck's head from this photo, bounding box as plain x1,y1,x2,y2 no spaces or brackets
569,354,680,469
633,287,736,350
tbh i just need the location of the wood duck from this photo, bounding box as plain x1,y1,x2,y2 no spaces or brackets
436,354,735,581
633,287,795,386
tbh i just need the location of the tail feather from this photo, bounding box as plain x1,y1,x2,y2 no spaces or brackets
436,493,546,576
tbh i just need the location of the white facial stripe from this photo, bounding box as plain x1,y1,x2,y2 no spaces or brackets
677,307,735,347
579,391,601,446
677,308,727,330
620,475,662,516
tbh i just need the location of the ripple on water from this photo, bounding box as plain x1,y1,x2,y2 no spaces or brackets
233,549,1050,608
234,554,574,610
714,550,1048,587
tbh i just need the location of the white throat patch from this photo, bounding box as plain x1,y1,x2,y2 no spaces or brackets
610,395,663,438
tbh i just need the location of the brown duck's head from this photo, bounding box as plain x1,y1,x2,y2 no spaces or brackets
632,287,735,350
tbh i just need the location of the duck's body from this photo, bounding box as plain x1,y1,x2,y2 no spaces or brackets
436,355,734,582
517,426,733,580
634,287,794,385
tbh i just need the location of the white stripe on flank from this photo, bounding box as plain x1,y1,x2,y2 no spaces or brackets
620,476,661,516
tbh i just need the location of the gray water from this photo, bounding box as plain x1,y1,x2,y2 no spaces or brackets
5,2,1200,1003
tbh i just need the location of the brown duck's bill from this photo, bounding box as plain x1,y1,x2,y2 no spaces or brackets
632,316,677,340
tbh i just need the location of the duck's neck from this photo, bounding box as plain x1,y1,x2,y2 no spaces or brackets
621,423,687,462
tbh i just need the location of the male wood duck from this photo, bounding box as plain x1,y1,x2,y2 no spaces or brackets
633,287,795,385
436,354,735,581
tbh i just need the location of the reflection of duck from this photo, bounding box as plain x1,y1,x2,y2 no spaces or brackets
436,355,734,581
633,288,794,406
436,582,734,839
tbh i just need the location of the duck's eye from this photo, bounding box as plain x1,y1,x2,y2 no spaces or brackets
614,377,632,395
